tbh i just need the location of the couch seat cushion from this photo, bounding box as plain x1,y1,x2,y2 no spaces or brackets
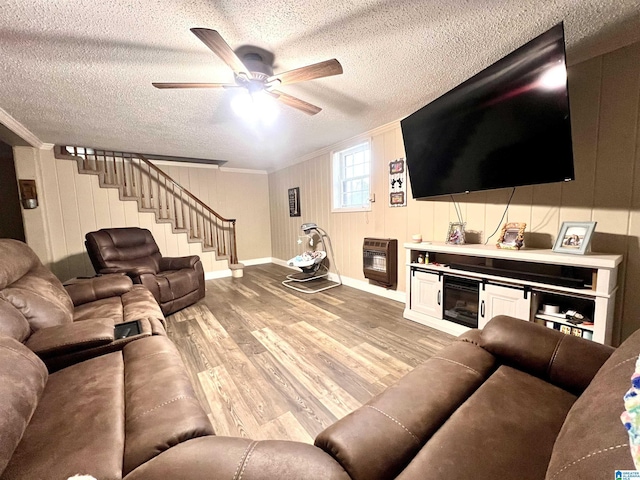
73,295,124,322
397,365,576,480
2,352,125,480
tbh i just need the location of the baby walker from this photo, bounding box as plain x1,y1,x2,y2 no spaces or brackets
282,223,342,293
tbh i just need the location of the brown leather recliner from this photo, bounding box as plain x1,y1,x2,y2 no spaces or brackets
85,227,205,316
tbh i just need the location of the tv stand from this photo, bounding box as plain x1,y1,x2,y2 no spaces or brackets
404,242,622,345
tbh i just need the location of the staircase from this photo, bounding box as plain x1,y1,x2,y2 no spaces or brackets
55,146,243,275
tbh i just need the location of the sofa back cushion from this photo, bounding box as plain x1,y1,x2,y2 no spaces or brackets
2,351,126,480
85,228,162,273
0,336,48,476
0,299,30,342
0,240,74,332
544,328,640,479
481,315,614,395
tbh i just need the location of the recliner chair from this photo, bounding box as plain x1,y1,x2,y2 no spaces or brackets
85,227,205,316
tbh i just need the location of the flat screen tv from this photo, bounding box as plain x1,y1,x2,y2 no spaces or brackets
401,22,575,199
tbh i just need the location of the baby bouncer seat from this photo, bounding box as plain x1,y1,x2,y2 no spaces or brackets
283,223,342,293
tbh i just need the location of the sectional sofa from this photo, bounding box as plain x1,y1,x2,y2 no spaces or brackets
0,238,637,479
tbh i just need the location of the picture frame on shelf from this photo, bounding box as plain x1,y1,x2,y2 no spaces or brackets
553,221,597,255
446,222,465,245
496,222,526,250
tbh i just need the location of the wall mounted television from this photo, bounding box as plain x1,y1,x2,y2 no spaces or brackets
401,22,575,199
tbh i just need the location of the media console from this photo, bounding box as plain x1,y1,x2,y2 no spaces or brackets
404,242,623,345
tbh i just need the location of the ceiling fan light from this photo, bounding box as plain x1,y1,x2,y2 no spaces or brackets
231,90,279,125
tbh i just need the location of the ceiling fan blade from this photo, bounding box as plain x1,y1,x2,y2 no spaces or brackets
268,59,343,86
152,82,237,89
269,90,322,115
190,28,251,78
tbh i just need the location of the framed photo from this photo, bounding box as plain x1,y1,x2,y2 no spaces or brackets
389,159,405,174
553,221,597,255
446,222,465,245
390,191,405,205
497,222,526,250
288,187,301,217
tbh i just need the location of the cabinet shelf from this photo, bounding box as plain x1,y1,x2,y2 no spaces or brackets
534,313,595,332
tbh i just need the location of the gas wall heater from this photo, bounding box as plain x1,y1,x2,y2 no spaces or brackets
363,238,398,287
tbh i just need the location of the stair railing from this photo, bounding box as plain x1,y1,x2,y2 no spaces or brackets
56,146,238,265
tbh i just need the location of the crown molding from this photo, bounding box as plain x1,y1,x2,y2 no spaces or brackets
0,107,45,148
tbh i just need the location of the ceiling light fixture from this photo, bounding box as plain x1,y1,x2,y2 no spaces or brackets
230,89,280,125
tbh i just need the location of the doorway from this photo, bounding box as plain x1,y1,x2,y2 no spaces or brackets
0,141,26,241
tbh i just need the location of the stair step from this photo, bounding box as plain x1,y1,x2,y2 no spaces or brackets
72,154,236,268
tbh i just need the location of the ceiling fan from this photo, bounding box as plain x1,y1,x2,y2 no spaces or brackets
152,28,343,115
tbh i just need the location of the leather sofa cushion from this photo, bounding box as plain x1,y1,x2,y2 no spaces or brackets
481,315,614,395
0,299,30,342
73,295,125,322
2,352,125,480
72,285,164,327
0,265,74,331
121,286,165,325
315,338,496,480
397,365,577,480
544,328,640,478
0,239,41,289
124,437,351,480
123,335,214,475
85,228,161,269
0,337,47,476
24,318,115,357
65,273,133,307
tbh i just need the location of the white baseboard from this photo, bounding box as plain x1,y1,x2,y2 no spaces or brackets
204,257,273,280
207,258,407,304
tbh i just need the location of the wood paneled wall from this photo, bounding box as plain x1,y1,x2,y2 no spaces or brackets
269,40,640,344
15,147,272,282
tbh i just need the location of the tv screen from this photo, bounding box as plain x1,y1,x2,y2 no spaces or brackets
401,22,575,199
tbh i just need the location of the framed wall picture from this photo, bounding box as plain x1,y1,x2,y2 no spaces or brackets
446,222,465,245
497,222,526,250
288,187,301,217
553,221,597,255
389,158,407,207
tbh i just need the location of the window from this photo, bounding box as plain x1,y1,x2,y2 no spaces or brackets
332,141,371,212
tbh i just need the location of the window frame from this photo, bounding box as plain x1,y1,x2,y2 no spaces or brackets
331,140,372,213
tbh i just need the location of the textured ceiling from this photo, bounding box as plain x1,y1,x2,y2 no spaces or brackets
1,0,639,171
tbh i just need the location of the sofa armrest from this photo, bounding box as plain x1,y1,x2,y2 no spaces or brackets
314,337,496,480
159,255,199,271
65,274,134,306
480,315,615,395
25,318,115,357
123,437,350,480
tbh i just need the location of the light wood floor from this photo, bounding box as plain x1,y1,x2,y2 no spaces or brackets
166,263,454,444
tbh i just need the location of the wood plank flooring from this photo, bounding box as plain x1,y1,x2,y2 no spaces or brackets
165,263,454,443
